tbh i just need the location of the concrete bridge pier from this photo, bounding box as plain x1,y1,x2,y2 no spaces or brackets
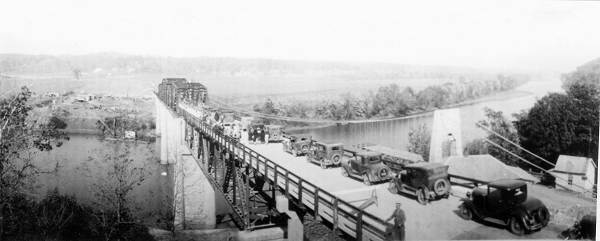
155,97,216,230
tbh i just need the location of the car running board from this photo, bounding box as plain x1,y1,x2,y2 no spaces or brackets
483,217,507,226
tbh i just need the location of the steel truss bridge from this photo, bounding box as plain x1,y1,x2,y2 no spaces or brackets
176,103,389,241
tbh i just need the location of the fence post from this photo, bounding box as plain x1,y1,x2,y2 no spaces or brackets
314,188,320,221
333,198,339,233
285,172,290,199
356,210,363,241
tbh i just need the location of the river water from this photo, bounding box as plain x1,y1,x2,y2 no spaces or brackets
289,78,563,151
32,134,172,226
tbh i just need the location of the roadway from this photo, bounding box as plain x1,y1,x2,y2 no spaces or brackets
242,141,565,240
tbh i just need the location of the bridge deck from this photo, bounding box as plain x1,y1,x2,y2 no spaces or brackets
180,103,486,240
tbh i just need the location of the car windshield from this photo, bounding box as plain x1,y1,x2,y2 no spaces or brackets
367,156,381,163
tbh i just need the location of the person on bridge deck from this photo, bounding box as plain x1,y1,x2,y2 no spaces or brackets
385,203,406,241
208,154,215,173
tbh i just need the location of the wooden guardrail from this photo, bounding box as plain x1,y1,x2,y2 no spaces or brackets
178,104,388,241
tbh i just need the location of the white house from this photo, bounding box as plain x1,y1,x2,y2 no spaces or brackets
550,155,597,193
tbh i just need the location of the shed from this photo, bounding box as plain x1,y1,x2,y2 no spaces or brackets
550,155,597,193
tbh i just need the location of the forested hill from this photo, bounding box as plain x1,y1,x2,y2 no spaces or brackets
0,53,511,80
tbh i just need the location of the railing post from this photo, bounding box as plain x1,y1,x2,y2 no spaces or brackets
356,210,363,241
285,172,290,199
298,180,303,204
314,188,320,221
272,166,278,199
333,198,339,234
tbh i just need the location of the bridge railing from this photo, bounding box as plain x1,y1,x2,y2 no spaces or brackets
178,104,388,241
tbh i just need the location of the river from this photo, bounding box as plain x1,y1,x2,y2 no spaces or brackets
32,134,172,227
289,77,563,151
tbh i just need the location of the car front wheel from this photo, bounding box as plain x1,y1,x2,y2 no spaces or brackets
416,187,429,205
341,168,349,177
509,216,526,236
458,204,472,220
363,174,371,185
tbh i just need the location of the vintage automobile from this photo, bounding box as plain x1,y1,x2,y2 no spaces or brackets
265,125,284,142
340,148,392,185
306,141,344,168
356,143,424,170
282,134,312,156
458,179,550,235
388,162,451,205
248,124,266,144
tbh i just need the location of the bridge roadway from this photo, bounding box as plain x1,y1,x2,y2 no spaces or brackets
179,104,499,240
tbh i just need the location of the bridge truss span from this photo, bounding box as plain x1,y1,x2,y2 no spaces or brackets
177,103,389,241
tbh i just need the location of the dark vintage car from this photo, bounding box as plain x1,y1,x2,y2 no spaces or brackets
389,162,451,205
282,134,312,156
459,179,550,235
248,124,266,144
340,148,392,185
306,141,344,168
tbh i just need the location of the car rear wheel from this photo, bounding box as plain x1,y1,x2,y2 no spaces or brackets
341,168,349,177
416,187,429,205
331,154,341,165
301,145,308,153
433,179,451,196
458,204,472,220
509,216,526,236
363,174,371,186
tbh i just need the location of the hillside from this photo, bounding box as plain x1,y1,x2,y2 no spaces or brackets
0,53,529,98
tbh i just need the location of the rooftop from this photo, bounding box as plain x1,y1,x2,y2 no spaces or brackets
552,155,596,175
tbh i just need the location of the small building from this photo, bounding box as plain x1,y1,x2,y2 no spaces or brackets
549,155,597,193
124,131,136,139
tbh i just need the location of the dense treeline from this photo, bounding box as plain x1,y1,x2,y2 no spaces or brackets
463,58,599,172
514,58,599,167
254,74,526,120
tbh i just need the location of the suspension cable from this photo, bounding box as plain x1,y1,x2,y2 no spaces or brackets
476,122,555,168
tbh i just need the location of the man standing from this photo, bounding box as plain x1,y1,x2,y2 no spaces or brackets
385,203,406,240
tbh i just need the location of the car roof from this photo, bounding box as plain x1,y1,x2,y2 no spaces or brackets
405,162,447,170
489,179,526,190
314,141,343,146
357,151,382,157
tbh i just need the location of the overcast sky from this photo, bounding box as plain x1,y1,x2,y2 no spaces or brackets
1,0,599,72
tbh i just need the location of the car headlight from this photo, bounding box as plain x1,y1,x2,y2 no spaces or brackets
380,168,388,177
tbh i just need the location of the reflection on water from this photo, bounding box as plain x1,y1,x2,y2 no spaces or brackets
289,114,433,151
33,134,172,226
291,79,563,151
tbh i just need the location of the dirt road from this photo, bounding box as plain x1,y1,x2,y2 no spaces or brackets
244,142,581,240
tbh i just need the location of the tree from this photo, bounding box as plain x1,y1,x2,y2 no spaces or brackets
463,138,489,156
253,98,279,115
407,124,431,162
515,60,599,168
0,86,69,238
478,108,522,167
92,149,147,241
